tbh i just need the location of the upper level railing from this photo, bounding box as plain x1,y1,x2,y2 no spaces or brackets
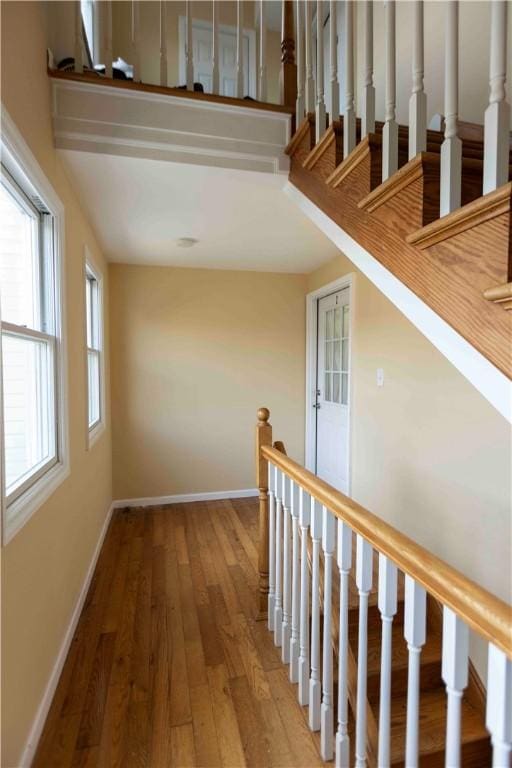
255,407,512,767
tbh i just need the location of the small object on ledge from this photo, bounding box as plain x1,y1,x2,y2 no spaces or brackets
483,282,512,310
176,82,204,92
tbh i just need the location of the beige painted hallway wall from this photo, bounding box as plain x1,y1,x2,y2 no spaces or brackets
1,3,113,765
110,264,306,500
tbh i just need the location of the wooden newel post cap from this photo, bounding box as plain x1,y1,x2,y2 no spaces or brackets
257,407,270,425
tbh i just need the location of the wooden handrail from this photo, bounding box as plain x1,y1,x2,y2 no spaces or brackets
261,444,512,657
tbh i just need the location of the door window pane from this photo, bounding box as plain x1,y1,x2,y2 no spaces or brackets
333,372,340,403
341,373,349,405
342,340,348,371
334,307,342,339
326,308,333,340
333,340,341,371
324,372,331,402
342,305,349,338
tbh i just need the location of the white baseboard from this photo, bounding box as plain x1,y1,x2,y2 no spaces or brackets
112,488,259,509
19,501,115,768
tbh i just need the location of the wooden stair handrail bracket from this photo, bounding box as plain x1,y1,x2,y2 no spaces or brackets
257,436,511,657
256,407,272,618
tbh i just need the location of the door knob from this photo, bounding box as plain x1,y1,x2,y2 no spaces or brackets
313,403,321,409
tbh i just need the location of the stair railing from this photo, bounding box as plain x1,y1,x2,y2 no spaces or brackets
255,407,512,767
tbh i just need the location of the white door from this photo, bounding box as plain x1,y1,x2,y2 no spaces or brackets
315,289,350,493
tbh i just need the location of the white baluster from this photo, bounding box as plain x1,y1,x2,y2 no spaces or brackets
259,0,267,101
298,487,311,706
186,0,194,91
442,607,469,768
343,0,356,157
316,0,326,141
309,497,322,731
296,0,305,123
440,0,462,215
377,555,398,768
274,467,283,646
282,474,292,663
104,2,112,78
74,1,83,74
159,0,168,87
290,482,300,682
335,521,352,768
305,0,315,113
329,1,339,124
355,536,373,768
267,463,276,631
361,0,375,137
382,0,398,180
486,644,512,768
236,0,244,98
483,1,510,194
212,0,220,94
408,0,426,159
321,507,336,760
404,576,427,768
132,1,140,82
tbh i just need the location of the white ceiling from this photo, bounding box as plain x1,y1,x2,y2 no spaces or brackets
59,151,339,273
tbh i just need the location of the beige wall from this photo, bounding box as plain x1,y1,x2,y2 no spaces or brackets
110,264,306,500
1,3,112,766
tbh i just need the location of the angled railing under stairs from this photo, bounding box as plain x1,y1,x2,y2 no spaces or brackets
256,408,512,767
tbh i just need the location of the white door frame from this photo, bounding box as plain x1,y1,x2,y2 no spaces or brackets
305,274,354,494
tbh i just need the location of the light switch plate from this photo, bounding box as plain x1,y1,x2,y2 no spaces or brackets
377,368,384,387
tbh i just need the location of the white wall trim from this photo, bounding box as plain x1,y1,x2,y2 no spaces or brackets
285,182,512,424
113,488,259,509
19,501,115,768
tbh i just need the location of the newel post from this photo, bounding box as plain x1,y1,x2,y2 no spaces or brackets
280,0,297,108
256,407,272,618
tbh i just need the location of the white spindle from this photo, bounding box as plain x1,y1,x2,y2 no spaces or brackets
305,0,315,113
74,1,83,74
404,576,427,768
290,482,300,682
259,0,267,101
267,463,276,631
440,1,462,215
442,607,469,768
298,488,311,706
335,521,352,768
329,1,339,124
296,0,305,124
408,0,426,159
104,2,113,78
309,497,322,731
343,0,356,157
355,536,373,768
236,0,244,98
186,0,194,90
282,474,292,663
212,0,219,94
159,0,168,87
377,555,398,768
316,0,326,141
361,0,375,137
486,644,512,768
483,1,510,194
132,1,140,83
382,0,398,180
274,467,283,646
321,507,335,760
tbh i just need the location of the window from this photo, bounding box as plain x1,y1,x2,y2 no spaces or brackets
81,0,95,63
324,305,349,405
85,258,103,439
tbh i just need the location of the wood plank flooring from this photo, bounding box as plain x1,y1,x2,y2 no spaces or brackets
33,499,328,768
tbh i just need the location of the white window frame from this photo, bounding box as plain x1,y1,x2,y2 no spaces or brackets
84,248,105,448
0,107,69,545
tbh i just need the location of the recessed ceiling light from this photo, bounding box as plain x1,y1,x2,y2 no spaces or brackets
176,237,198,248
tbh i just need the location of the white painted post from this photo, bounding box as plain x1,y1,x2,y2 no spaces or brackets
267,463,276,631
309,497,322,731
382,0,398,180
355,535,373,768
343,0,356,157
132,0,141,82
236,0,244,98
361,0,375,138
295,0,304,123
335,521,352,768
282,474,292,663
316,0,326,141
321,507,336,761
377,555,398,768
486,644,512,768
305,0,315,113
404,576,427,768
440,1,462,215
159,0,168,87
483,1,510,194
442,607,469,768
74,1,83,74
298,487,311,706
259,0,267,101
408,0,426,159
212,0,220,94
290,482,300,682
274,467,283,646
329,1,339,124
186,0,194,91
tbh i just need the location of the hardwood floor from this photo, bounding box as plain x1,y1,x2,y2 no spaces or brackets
33,499,329,768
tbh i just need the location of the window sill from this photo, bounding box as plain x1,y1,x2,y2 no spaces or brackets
87,419,105,450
